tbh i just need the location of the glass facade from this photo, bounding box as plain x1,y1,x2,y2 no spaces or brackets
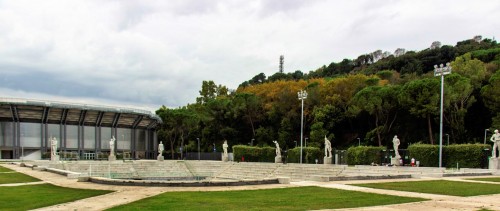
101,127,112,150
117,128,131,151
0,122,14,147
20,123,41,148
0,100,160,159
83,126,95,150
66,125,78,149
136,129,146,151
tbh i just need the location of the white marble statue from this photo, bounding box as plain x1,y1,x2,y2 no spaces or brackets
223,140,228,157
491,129,500,158
273,140,281,157
110,136,116,156
158,141,164,156
393,135,401,158
324,136,332,158
51,137,58,157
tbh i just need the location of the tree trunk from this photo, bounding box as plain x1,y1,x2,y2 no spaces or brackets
427,114,434,145
375,114,382,146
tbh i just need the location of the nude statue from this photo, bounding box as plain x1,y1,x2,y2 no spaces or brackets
491,129,500,158
158,141,164,156
393,135,400,158
51,137,58,157
273,140,281,157
223,140,228,157
324,136,332,158
110,136,116,156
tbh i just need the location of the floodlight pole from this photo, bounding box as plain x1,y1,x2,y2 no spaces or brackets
298,90,307,164
197,138,200,161
484,129,490,144
434,63,451,169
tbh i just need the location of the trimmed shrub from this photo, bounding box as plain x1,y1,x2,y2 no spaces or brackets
408,144,439,167
408,143,491,168
346,146,384,165
232,145,275,162
444,144,491,168
287,147,322,164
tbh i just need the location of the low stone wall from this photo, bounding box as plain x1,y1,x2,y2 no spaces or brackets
88,177,280,187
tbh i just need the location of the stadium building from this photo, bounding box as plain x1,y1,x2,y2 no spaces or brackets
0,98,161,160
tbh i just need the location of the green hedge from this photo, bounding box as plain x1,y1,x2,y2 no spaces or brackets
444,144,491,168
408,144,491,168
346,146,384,165
287,147,322,164
232,145,275,162
407,144,439,167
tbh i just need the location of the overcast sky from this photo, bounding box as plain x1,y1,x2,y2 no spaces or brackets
1,0,499,110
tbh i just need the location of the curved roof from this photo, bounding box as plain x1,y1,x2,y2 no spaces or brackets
0,98,162,129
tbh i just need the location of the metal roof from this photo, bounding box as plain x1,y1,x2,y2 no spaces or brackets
0,97,162,128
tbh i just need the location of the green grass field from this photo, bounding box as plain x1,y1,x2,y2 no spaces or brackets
354,180,500,196
0,184,112,211
0,170,40,184
0,165,13,172
466,177,500,183
107,186,426,211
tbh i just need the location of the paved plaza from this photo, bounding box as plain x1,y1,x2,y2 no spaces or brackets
1,162,500,210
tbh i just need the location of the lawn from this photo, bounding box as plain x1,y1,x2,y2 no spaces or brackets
354,180,500,196
0,165,13,172
467,177,500,183
0,184,112,211
107,186,426,211
0,170,40,184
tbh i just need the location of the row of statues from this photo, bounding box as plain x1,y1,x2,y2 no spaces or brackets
152,130,500,162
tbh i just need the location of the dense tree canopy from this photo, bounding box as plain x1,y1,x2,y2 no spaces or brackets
157,37,500,154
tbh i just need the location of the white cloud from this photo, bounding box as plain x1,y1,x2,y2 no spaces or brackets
0,0,499,108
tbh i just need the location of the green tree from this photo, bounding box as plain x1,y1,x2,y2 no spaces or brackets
481,71,500,128
399,78,440,144
196,80,228,104
445,73,475,141
232,93,262,137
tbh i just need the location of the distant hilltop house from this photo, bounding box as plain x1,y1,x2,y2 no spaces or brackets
394,48,406,57
473,35,482,43
430,41,441,50
431,35,483,50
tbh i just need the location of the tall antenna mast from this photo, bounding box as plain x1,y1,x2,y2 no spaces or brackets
279,55,284,73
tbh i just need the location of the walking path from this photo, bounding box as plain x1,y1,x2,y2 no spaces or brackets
0,181,47,187
2,163,500,211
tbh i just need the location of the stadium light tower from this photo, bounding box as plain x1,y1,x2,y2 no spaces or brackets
484,129,490,144
297,90,307,164
434,62,452,168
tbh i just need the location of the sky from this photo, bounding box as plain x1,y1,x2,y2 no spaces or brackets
1,0,499,111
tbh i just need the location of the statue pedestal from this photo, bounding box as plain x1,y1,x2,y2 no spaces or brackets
391,157,402,166
489,158,499,170
51,155,59,161
157,155,164,161
324,156,332,164
222,155,228,162
275,156,282,163
108,155,116,161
